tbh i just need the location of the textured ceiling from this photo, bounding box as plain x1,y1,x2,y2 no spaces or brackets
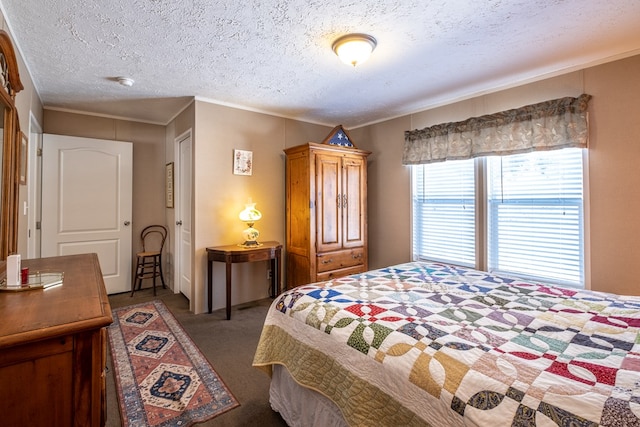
1,0,640,127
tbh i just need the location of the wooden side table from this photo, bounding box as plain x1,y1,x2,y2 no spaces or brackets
206,241,282,319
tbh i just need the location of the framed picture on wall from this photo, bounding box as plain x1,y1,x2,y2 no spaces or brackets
166,162,174,208
233,149,253,176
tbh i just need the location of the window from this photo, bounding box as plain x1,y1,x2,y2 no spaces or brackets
412,148,585,287
487,149,584,286
412,159,475,267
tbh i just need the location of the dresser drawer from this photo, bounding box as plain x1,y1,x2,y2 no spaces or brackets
316,248,364,273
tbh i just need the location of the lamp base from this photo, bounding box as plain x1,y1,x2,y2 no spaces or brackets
238,241,262,248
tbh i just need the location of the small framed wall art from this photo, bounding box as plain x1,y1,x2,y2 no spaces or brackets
165,162,174,208
233,149,253,176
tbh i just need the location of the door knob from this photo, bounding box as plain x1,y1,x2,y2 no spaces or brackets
176,220,183,226
124,221,130,226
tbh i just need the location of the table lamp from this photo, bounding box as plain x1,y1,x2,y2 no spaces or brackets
239,200,262,247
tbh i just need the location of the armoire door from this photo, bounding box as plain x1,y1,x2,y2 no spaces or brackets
342,155,367,248
315,152,343,253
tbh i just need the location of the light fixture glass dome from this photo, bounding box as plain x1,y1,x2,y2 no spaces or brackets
117,76,134,87
332,33,377,67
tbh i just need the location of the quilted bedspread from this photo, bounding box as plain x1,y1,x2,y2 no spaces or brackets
252,262,640,426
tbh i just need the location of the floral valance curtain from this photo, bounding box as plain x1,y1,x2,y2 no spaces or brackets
402,94,591,165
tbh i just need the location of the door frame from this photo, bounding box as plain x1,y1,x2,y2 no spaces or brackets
173,129,193,306
27,112,42,259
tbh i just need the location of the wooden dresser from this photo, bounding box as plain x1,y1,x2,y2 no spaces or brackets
0,253,112,426
284,141,370,289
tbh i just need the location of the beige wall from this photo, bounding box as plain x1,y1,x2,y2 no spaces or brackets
8,0,640,309
36,103,330,315
43,110,168,281
584,55,640,295
350,118,413,270
30,54,640,311
359,55,640,296
283,119,332,149
184,102,330,314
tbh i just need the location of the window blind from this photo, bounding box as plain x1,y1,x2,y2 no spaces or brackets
487,148,584,286
412,159,475,266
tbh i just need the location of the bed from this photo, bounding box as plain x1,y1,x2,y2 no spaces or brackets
252,261,640,426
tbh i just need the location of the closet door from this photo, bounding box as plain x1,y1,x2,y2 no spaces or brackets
315,152,342,253
41,134,133,295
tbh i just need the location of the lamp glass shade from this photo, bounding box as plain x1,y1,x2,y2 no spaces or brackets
239,203,262,223
332,34,377,67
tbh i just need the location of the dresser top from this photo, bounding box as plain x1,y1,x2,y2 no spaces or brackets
0,253,112,348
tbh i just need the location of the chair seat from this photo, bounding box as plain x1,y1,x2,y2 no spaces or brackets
137,250,161,257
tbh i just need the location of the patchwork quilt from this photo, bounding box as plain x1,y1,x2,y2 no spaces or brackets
253,262,640,426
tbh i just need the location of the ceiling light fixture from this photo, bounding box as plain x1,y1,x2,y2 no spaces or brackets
117,76,134,87
332,33,377,67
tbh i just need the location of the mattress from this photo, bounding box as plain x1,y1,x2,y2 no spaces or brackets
253,261,640,426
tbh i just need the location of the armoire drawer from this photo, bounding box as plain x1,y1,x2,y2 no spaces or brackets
316,248,364,273
316,264,366,282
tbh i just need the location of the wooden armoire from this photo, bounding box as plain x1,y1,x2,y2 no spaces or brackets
284,126,370,289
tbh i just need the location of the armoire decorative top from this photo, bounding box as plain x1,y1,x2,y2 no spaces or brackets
321,125,357,148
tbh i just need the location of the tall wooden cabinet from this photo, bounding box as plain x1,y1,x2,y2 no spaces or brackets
284,141,370,289
0,253,112,426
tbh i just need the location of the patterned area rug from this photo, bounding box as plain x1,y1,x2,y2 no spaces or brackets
108,300,239,427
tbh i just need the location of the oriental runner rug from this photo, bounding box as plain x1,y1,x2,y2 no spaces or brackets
108,300,239,427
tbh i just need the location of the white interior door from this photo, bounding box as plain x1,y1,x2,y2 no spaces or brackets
41,134,133,294
176,132,192,299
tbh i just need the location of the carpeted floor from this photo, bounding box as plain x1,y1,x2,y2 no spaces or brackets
107,288,288,427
